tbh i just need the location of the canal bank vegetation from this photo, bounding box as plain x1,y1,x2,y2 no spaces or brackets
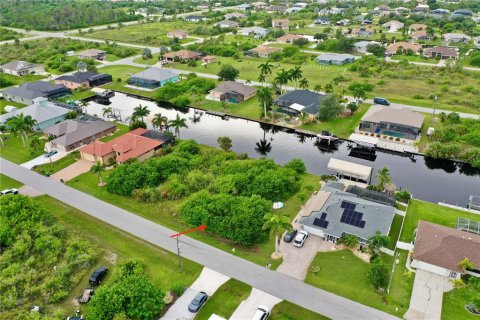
67,141,320,268
421,113,480,168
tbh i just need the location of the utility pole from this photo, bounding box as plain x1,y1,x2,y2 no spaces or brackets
431,96,437,124
170,225,206,273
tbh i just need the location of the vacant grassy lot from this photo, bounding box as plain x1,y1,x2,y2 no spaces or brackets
0,133,46,164
97,64,145,81
306,250,406,317
35,195,202,316
0,99,25,114
87,20,203,45
388,250,414,312
67,162,320,269
171,55,480,114
400,199,480,242
270,301,330,320
0,73,46,89
195,279,251,320
0,173,22,189
443,283,480,320
33,151,79,176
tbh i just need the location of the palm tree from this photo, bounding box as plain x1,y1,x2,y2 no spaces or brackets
152,113,168,131
257,86,273,119
368,231,390,253
274,69,291,94
299,78,309,90
90,161,106,186
102,107,113,119
29,136,41,153
80,100,89,115
258,61,273,85
340,234,359,248
0,124,6,147
23,115,37,134
132,104,150,122
6,114,29,146
262,211,292,254
289,66,303,89
257,73,266,84
458,258,475,272
351,85,367,108
376,166,392,191
299,112,308,124
168,114,188,138
270,104,280,123
313,84,322,93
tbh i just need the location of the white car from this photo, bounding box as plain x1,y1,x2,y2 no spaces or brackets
251,305,270,320
0,188,18,196
427,127,435,136
293,230,309,248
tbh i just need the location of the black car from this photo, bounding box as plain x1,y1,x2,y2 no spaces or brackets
283,229,297,243
89,267,108,286
188,291,208,313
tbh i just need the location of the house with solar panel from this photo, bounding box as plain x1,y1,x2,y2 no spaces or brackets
298,181,396,244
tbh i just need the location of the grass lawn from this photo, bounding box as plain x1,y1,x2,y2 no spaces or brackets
443,283,480,320
99,122,130,142
33,151,79,176
399,199,480,243
0,133,46,164
0,99,26,114
388,250,414,312
299,103,369,138
195,279,252,320
0,173,22,189
66,162,320,269
387,214,404,250
170,55,480,115
270,301,330,320
97,64,145,82
305,250,407,317
133,53,161,66
35,195,202,315
391,55,439,64
201,96,262,120
0,73,46,89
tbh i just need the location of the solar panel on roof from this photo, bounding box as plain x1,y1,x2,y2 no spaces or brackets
340,202,366,229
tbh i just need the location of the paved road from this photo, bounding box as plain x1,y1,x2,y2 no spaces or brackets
0,158,399,320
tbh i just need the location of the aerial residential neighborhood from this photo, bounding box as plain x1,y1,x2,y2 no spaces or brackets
0,0,480,320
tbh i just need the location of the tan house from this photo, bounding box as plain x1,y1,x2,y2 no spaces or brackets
209,81,257,103
382,20,404,32
423,46,458,59
163,50,201,62
76,49,107,60
80,128,165,164
247,46,281,58
385,42,422,56
409,23,427,32
202,55,216,64
272,19,289,30
351,27,375,37
167,30,188,39
276,34,306,43
0,61,45,76
410,30,433,41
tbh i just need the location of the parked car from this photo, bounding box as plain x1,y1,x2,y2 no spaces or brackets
44,150,58,158
251,305,270,320
77,288,94,303
427,127,435,136
373,97,390,106
283,229,297,243
293,230,309,248
1,188,18,196
188,291,208,313
89,267,108,286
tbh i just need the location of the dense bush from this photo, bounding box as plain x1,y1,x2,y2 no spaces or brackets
0,196,98,311
180,191,270,245
87,259,164,320
155,75,216,103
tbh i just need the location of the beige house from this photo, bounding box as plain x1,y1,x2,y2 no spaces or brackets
209,81,257,103
0,61,45,76
247,46,281,58
163,50,201,62
272,19,289,30
77,49,107,60
385,42,422,56
167,30,189,39
276,34,306,43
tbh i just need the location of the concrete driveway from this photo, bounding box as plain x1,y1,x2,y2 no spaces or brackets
51,159,93,182
21,151,67,169
230,288,282,320
161,268,229,320
276,233,324,280
404,269,452,320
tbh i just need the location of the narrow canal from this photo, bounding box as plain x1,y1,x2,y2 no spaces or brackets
87,92,480,206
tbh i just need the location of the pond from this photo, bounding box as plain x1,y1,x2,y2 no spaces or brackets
86,92,480,206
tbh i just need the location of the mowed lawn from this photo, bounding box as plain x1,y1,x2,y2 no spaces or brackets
443,283,480,320
171,55,480,114
195,279,251,320
99,122,130,142
67,164,320,269
399,199,480,242
97,64,145,82
0,99,26,114
270,301,330,320
33,151,79,176
0,73,46,89
387,214,404,250
305,250,407,317
35,196,202,314
0,173,22,189
0,134,46,164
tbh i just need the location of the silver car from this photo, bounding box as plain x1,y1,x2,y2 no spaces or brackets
293,230,309,248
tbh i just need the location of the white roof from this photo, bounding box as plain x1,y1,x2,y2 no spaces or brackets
327,158,373,181
289,103,305,112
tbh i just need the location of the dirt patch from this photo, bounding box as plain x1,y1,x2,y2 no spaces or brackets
104,251,118,265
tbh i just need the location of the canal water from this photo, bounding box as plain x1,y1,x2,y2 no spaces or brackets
87,92,480,206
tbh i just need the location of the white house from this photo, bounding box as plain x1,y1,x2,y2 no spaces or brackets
382,20,404,32
0,61,45,76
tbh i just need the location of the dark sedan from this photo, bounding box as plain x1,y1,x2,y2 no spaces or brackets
283,229,297,243
188,291,208,313
89,266,108,286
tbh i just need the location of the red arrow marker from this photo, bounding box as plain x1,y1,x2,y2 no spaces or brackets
171,225,207,238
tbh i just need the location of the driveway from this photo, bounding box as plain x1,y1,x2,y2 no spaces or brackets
276,234,324,280
404,269,452,320
230,288,282,320
161,268,229,320
21,151,67,169
51,159,93,182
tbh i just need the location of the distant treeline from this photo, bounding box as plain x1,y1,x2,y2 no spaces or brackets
0,0,140,31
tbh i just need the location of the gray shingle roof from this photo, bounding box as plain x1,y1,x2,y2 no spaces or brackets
211,81,256,96
0,60,42,71
2,81,69,100
274,90,325,115
56,71,109,84
45,119,116,147
361,105,424,129
299,181,396,241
